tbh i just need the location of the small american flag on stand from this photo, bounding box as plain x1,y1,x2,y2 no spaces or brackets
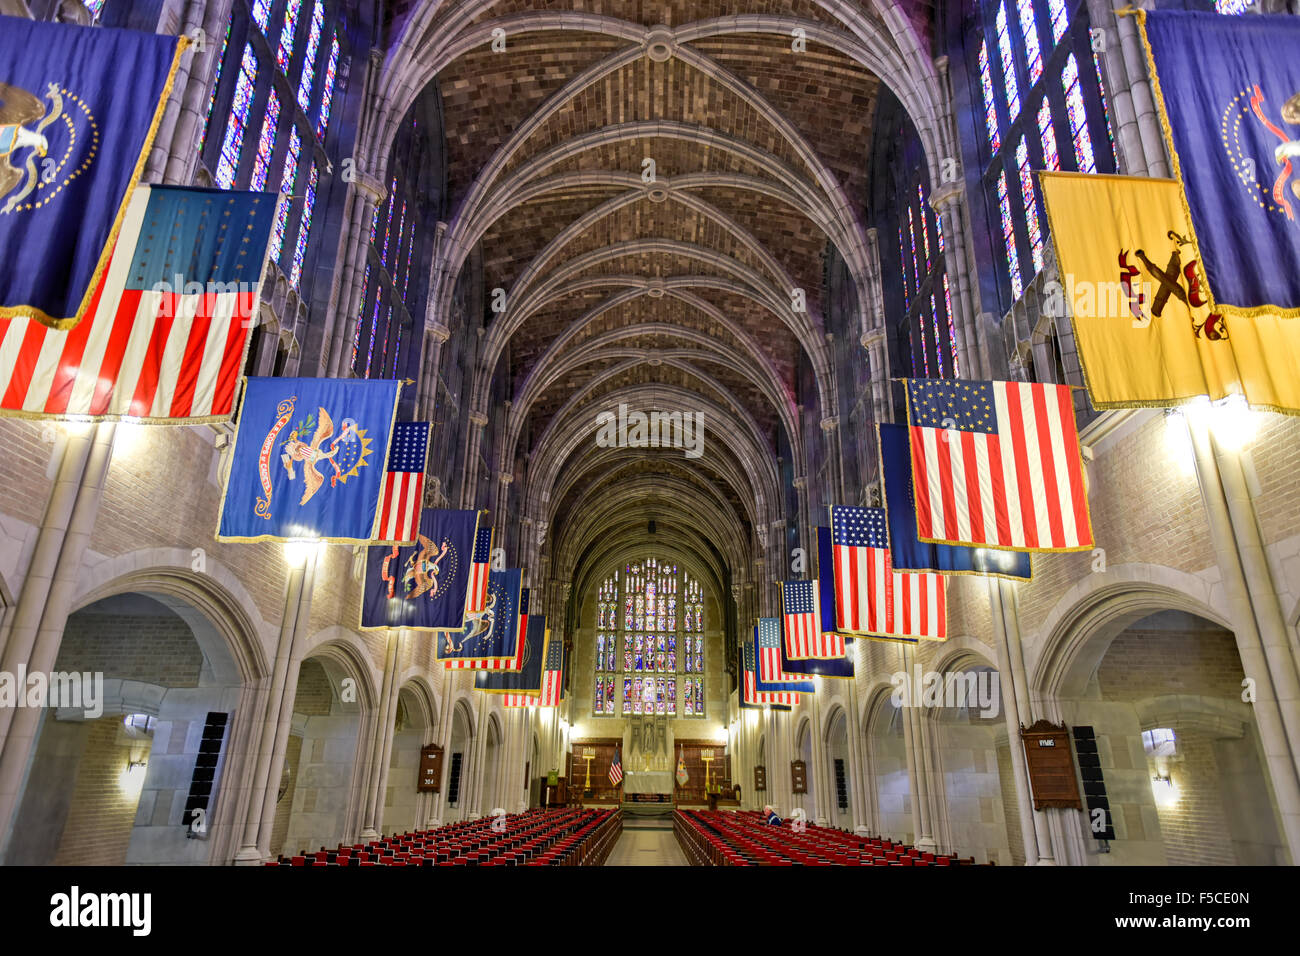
782,580,843,659
375,421,429,543
832,505,946,641
465,523,493,614
0,185,276,422
608,748,623,786
905,378,1092,551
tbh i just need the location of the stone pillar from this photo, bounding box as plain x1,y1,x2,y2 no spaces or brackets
236,545,320,863
360,629,403,840
1092,0,1171,179
159,0,238,185
467,689,490,819
931,184,988,380
844,659,872,835
900,645,938,850
0,423,116,856
427,671,457,827
808,681,831,827
495,471,513,538
819,417,844,506
460,412,489,509
862,227,893,428
325,174,387,378
417,322,451,422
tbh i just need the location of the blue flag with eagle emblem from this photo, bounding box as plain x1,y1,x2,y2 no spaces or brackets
359,509,482,631
216,377,402,543
440,567,522,665
476,614,546,695
0,16,187,329
1141,10,1300,314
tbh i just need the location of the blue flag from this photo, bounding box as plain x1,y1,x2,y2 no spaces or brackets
0,17,186,328
217,377,401,542
476,615,545,694
440,568,522,664
360,509,481,630
753,623,813,694
1143,10,1300,312
878,422,1031,580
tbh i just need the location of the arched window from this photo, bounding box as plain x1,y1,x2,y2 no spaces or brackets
591,559,706,719
200,0,351,297
970,0,1116,312
894,176,959,379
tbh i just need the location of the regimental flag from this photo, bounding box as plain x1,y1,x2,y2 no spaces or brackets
1040,171,1300,414
753,624,813,696
782,580,842,660
1142,10,1300,314
0,185,277,422
537,619,565,706
465,525,493,615
879,423,1031,580
376,422,429,543
476,615,546,695
0,18,187,330
757,617,815,684
904,378,1092,553
740,641,800,707
444,585,527,672
440,568,521,666
831,506,945,641
217,377,401,543
609,748,623,786
360,509,480,631
675,746,689,787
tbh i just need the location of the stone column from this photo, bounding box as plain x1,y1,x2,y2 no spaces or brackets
495,471,513,539
0,423,116,856
427,670,457,827
844,661,872,835
931,184,988,380
808,681,831,827
360,629,403,840
460,412,490,509
325,173,387,378
1091,0,1171,179
900,645,938,850
159,0,238,185
862,228,893,427
819,417,844,508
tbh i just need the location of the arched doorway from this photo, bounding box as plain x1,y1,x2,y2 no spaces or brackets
271,655,365,857
866,691,913,844
481,713,503,814
7,591,244,865
444,699,475,822
383,685,433,835
824,708,853,831
795,717,816,821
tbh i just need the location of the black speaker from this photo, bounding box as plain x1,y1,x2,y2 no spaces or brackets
183,711,228,833
648,519,657,534
1071,726,1115,841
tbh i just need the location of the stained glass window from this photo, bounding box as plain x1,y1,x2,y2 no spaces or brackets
609,560,698,717
296,1,325,112
250,89,280,192
995,2,1021,122
214,43,257,190
936,212,946,254
1216,0,1251,13
268,126,301,263
1038,98,1060,171
978,40,1001,152
199,22,232,155
898,222,910,309
349,265,371,373
317,34,340,138
365,288,382,377
931,292,945,377
1047,0,1068,43
907,205,920,295
917,184,932,271
916,297,931,377
1092,49,1115,160
997,170,1023,299
251,0,273,32
277,0,302,73
1016,138,1044,273
401,222,416,301
1062,53,1096,174
1017,0,1043,85
381,177,398,267
289,162,319,288
81,0,105,16
943,272,959,377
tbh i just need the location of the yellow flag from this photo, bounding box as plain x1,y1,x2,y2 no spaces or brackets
1039,171,1300,414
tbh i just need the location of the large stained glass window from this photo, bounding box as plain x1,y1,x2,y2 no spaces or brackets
268,125,301,264
1046,0,1068,43
978,40,1000,152
349,265,371,373
317,34,340,138
592,559,704,718
943,273,959,376
1017,0,1043,85
276,0,302,73
296,1,325,112
1062,53,1096,174
251,0,272,32
1037,98,1060,172
288,161,319,288
199,21,232,155
250,89,281,192
214,43,257,190
997,170,1023,299
1015,137,1045,273
995,2,1021,121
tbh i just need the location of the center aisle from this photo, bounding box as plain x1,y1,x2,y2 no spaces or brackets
603,818,690,866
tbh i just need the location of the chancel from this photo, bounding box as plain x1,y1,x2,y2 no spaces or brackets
0,0,1297,883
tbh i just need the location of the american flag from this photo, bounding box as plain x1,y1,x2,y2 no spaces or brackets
742,641,799,706
832,505,947,641
445,587,527,671
906,378,1092,551
757,617,812,682
465,523,493,614
502,694,539,707
782,580,843,659
375,422,428,543
0,185,276,422
608,748,623,786
538,630,565,706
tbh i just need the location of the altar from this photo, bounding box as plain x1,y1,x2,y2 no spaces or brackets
621,770,675,795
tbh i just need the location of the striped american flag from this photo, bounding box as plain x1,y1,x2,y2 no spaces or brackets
502,694,539,707
464,524,493,614
781,580,843,659
757,617,812,682
375,422,428,543
906,378,1092,551
445,587,527,671
538,631,565,706
0,185,276,422
832,505,947,641
742,641,799,706
608,748,623,786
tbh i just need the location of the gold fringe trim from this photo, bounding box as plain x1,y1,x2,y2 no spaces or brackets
1,36,191,330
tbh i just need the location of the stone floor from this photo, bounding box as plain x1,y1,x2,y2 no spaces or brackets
603,823,690,866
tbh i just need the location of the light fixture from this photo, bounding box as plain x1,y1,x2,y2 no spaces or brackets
119,759,148,795
283,537,323,568
1151,771,1178,807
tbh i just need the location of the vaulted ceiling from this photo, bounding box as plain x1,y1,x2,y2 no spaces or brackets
370,0,944,614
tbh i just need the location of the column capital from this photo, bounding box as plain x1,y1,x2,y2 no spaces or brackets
820,416,840,433
792,475,807,490
468,410,489,427
353,173,386,206
497,471,513,485
929,181,965,213
426,321,451,343
860,330,886,349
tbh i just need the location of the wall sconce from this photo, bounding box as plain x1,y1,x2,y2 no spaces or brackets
119,759,148,795
1151,771,1178,807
